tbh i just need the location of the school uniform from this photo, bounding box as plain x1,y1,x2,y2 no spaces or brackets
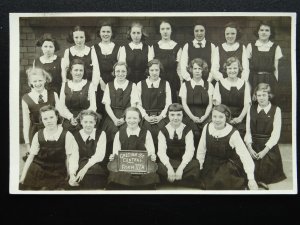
23,125,79,190
22,89,59,145
107,126,160,189
136,77,172,149
34,55,62,94
179,79,214,149
119,42,154,83
214,42,249,81
213,78,251,137
91,42,121,116
244,103,286,184
247,40,283,95
73,128,107,189
181,38,217,82
63,46,93,81
197,123,255,190
157,123,200,187
60,79,96,133
152,40,182,103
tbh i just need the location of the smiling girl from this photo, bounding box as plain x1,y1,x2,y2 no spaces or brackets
20,105,79,190
197,104,258,190
244,83,286,189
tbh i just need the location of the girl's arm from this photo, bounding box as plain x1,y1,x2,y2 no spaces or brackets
65,132,79,177
202,83,214,120
211,45,223,82
265,106,282,149
87,84,97,112
157,131,171,168
102,84,118,122
145,131,156,160
180,43,191,81
118,46,126,62
179,130,195,170
212,82,221,105
196,124,208,169
158,81,172,119
241,45,250,81
178,83,195,120
148,45,154,62
59,83,73,120
135,81,148,118
236,82,251,121
53,92,63,116
91,46,101,91
22,99,30,144
130,83,138,107
20,154,34,183
274,45,283,81
61,48,70,82
244,107,253,147
176,47,183,82
112,131,121,156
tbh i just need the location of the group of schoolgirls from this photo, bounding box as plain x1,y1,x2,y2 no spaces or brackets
20,19,286,190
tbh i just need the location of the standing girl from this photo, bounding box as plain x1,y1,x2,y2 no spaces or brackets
180,21,217,83
73,110,107,190
152,20,182,103
244,83,286,189
34,33,63,94
197,104,258,190
136,59,172,149
213,57,251,137
22,67,60,160
20,105,79,190
247,21,283,98
214,22,249,81
119,22,154,83
60,59,96,133
179,58,213,149
107,107,159,190
62,26,93,82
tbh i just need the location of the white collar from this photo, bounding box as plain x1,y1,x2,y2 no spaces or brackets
255,40,274,48
67,79,87,90
79,128,96,141
31,88,47,97
43,125,63,141
193,38,206,47
157,40,177,49
126,127,141,136
257,102,272,114
166,122,186,136
220,78,244,90
146,77,161,88
221,42,239,51
208,122,233,138
39,55,57,64
129,42,143,50
190,79,204,88
70,45,90,57
114,79,129,90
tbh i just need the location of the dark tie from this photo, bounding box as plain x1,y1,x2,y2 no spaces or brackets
198,42,202,48
173,130,178,140
38,94,44,104
151,83,154,88
86,136,92,145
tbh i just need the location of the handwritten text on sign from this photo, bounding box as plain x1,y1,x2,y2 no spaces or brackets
118,150,148,174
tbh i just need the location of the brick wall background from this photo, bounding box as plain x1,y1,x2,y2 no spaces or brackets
18,16,292,143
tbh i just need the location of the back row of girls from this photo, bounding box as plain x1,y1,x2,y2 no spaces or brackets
32,20,283,106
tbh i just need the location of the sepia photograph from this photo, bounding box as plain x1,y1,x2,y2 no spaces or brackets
9,12,297,194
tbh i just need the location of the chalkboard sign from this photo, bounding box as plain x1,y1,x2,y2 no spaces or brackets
118,150,148,174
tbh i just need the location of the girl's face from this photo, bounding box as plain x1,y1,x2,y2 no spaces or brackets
73,31,86,47
100,26,112,42
256,90,269,107
160,22,172,40
212,110,227,130
71,64,84,82
41,41,55,57
114,65,127,82
194,25,206,42
41,110,58,129
30,73,46,93
168,111,183,128
225,27,237,45
130,26,142,44
81,115,96,134
226,61,239,79
192,63,203,80
148,64,160,81
126,110,140,130
258,25,271,42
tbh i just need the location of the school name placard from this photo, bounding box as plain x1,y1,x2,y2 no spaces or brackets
118,150,148,174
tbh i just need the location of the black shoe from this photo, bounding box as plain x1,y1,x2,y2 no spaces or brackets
22,152,29,162
257,181,269,190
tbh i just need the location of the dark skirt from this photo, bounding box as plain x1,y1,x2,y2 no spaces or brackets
252,136,286,184
200,156,247,190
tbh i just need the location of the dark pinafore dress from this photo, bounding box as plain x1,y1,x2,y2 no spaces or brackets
22,90,56,145
219,80,246,137
249,42,278,95
201,124,247,190
140,79,168,149
68,48,93,81
107,127,160,188
93,43,120,117
35,56,62,95
153,42,181,103
73,129,107,189
125,43,148,83
184,80,210,149
249,104,286,184
157,126,200,186
23,129,68,190
62,81,91,133
187,41,212,81
218,43,243,78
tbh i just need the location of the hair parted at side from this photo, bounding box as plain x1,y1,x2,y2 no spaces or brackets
66,25,91,43
212,104,232,122
39,105,63,124
223,56,243,73
67,58,85,80
26,66,52,87
77,109,102,125
145,59,164,76
36,33,60,51
224,22,242,41
126,21,148,41
254,20,275,39
97,21,115,39
188,58,208,75
252,83,274,102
